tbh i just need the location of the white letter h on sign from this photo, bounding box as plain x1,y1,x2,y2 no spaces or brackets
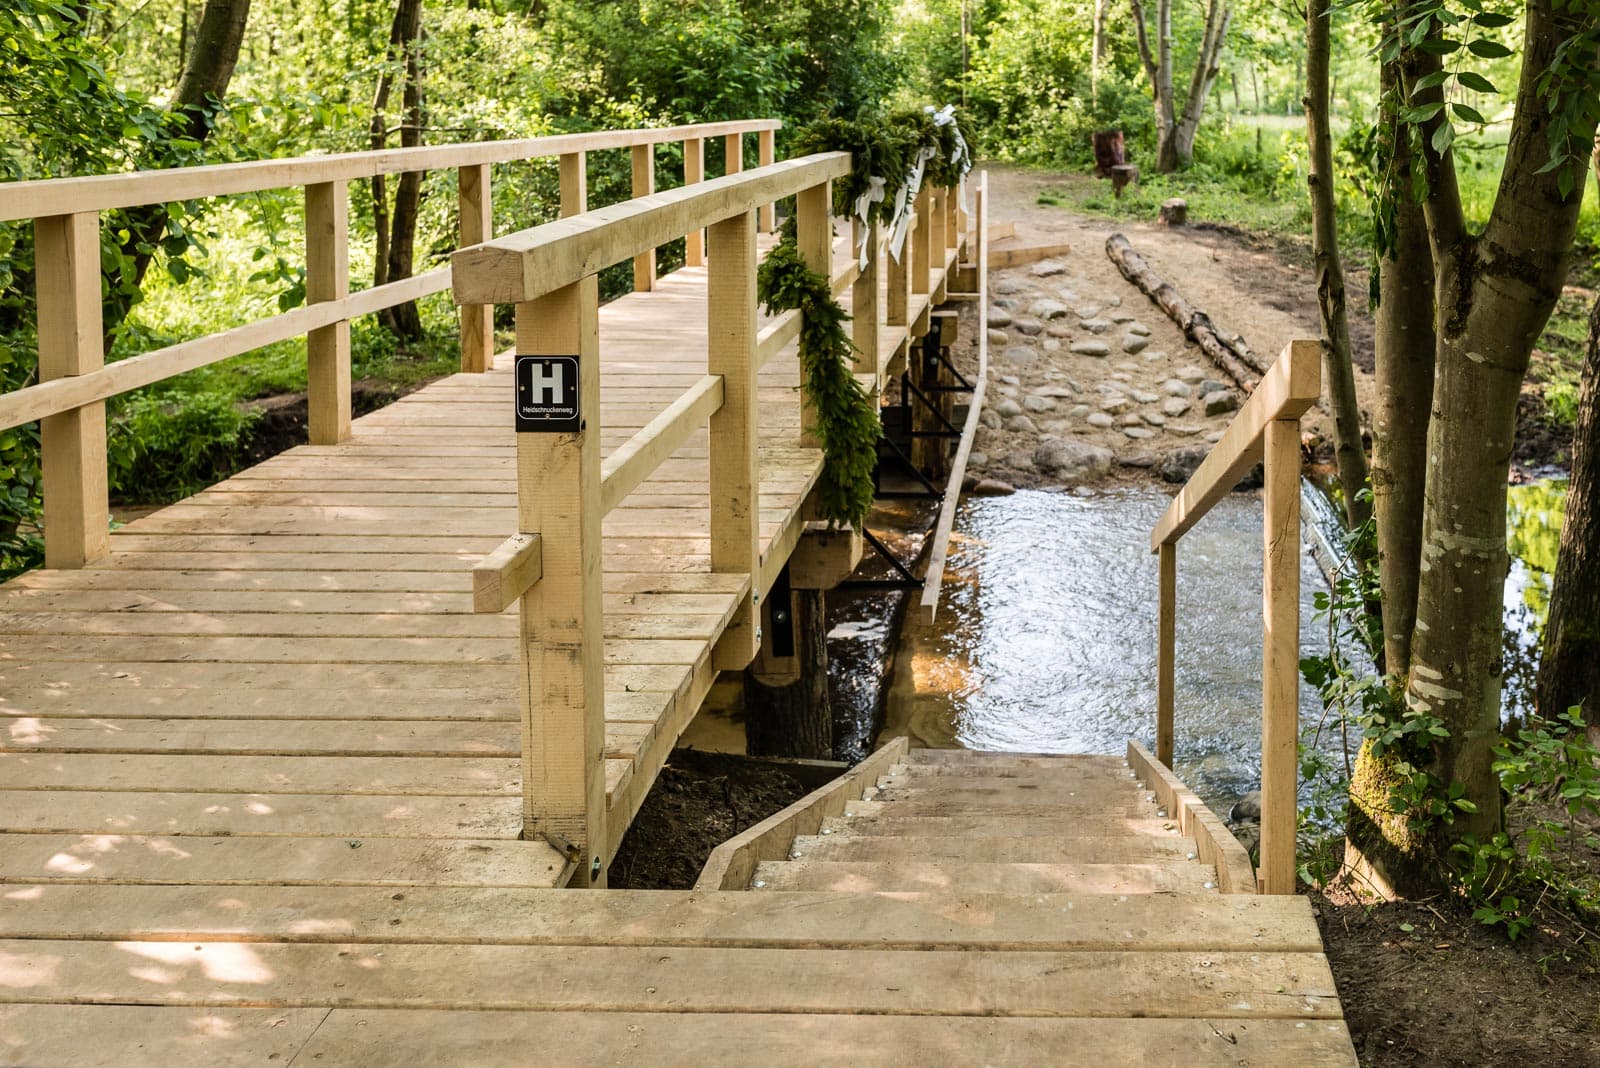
533,361,563,403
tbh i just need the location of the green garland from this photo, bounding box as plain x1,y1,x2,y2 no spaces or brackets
760,107,976,530
757,237,879,531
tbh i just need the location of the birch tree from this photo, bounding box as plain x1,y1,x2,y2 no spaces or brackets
1128,0,1232,170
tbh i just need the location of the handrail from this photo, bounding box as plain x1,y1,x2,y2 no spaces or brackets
2,117,783,569
451,153,852,305
1149,338,1320,896
0,119,782,221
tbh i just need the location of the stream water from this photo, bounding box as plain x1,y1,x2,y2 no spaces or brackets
880,479,1569,814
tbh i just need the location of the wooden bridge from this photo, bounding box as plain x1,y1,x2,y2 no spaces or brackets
0,119,1355,1064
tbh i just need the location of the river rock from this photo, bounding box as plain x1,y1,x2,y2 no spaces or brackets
1110,372,1132,382
1203,390,1240,416
1028,299,1071,320
993,398,1023,417
1160,379,1192,398
1175,365,1208,383
1168,423,1202,436
971,478,1016,496
1086,412,1116,428
1199,379,1228,395
1004,414,1039,433
986,328,1009,347
1032,439,1114,483
1042,338,1061,352
1206,430,1225,443
986,306,1013,328
979,409,1003,430
993,277,1027,295
1080,317,1114,334
1075,304,1102,319
1001,374,1021,386
1162,397,1192,417
1158,446,1209,484
1046,324,1074,339
1004,449,1037,471
1106,295,1122,307
1035,384,1077,398
1231,790,1262,823
1122,334,1150,355
1023,394,1057,413
1013,317,1044,336
1070,340,1111,357
1002,346,1039,365
1142,412,1167,426
1117,413,1143,427
1119,452,1156,468
1031,259,1067,277
1142,349,1168,362
1068,404,1091,419
1131,390,1159,404
993,298,1019,311
1124,427,1155,440
968,451,988,467
1099,395,1130,414
1110,311,1136,324
1127,321,1152,337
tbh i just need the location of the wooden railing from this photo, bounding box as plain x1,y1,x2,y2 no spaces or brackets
452,154,968,886
1149,339,1320,895
0,118,780,568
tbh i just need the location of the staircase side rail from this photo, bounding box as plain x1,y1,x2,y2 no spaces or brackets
1148,338,1320,895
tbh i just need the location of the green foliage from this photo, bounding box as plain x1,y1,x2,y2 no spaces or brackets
106,391,261,505
757,240,879,530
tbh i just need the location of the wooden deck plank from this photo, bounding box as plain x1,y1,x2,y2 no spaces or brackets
0,940,1344,1018
0,1005,331,1068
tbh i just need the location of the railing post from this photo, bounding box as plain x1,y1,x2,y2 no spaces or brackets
758,128,776,231
723,133,743,177
1157,541,1176,767
683,138,705,267
852,217,881,377
707,208,761,671
912,185,933,300
796,179,832,447
887,222,911,328
560,151,587,217
1260,417,1302,894
946,183,959,250
928,185,948,275
34,211,109,569
458,164,494,373
514,277,606,888
631,143,656,292
305,180,351,445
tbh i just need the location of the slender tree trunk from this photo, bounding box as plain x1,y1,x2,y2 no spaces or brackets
107,0,251,336
1304,0,1372,532
1537,298,1600,728
371,0,425,341
1092,0,1109,107
1133,0,1230,171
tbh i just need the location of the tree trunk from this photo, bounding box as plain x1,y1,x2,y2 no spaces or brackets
1133,0,1230,171
1092,0,1108,106
1537,298,1600,728
1304,0,1372,533
1346,0,1599,896
107,0,251,335
744,588,833,759
372,0,425,341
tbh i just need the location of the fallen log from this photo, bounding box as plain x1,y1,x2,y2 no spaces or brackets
1104,233,1268,392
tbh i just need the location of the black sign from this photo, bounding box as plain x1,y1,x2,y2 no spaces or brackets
514,354,581,433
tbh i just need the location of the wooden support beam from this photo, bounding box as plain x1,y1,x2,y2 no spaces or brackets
852,217,881,375
1157,542,1176,767
758,128,776,231
1259,417,1301,895
912,186,933,297
630,143,656,292
683,138,705,267
788,524,864,590
795,180,831,447
457,164,494,373
707,209,761,671
305,181,351,445
987,242,1073,270
34,211,109,569
514,278,605,887
472,533,543,614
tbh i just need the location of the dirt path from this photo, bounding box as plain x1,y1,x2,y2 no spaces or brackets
960,164,1373,490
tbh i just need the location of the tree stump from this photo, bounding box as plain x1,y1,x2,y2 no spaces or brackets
1157,198,1188,227
1111,164,1140,198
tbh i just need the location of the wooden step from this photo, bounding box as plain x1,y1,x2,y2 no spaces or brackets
0,1004,1360,1067
751,859,1216,894
821,813,1185,838
884,760,1141,780
789,833,1199,865
847,798,1164,820
0,939,1340,1018
901,749,1127,769
0,886,1323,951
866,784,1160,809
